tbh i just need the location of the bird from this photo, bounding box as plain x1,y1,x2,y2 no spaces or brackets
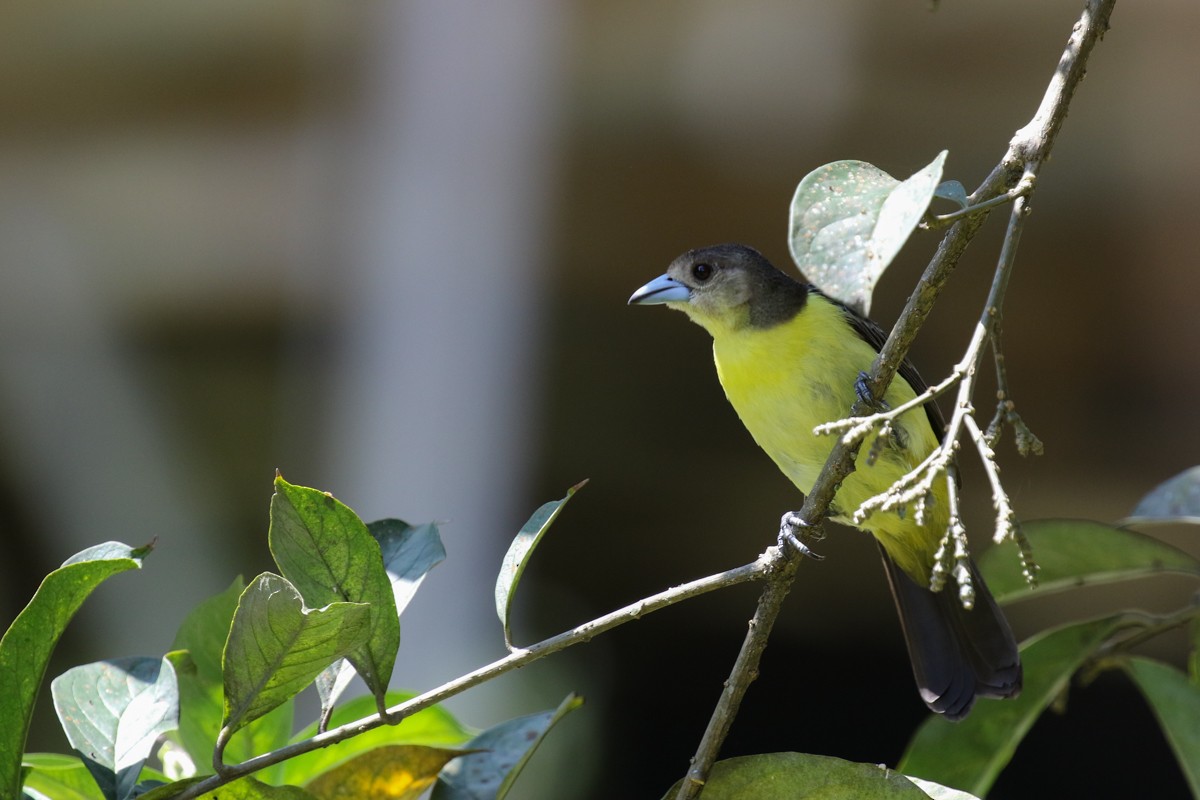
628,242,1021,719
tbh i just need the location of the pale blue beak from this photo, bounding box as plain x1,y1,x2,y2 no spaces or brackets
628,274,691,305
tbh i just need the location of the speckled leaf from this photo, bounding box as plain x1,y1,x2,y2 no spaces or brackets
269,477,400,704
788,152,946,315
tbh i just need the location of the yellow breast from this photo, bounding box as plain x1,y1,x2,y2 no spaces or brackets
710,293,946,581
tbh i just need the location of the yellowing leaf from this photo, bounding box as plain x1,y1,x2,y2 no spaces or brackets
306,745,469,800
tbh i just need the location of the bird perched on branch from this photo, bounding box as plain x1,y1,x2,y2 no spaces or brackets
629,243,1021,719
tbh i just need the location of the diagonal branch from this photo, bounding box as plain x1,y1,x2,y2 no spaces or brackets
674,1,1117,796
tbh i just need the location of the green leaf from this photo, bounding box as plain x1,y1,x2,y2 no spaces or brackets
315,521,447,729
900,615,1132,796
1126,466,1200,525
787,152,946,315
1,541,150,800
659,753,930,800
433,693,583,800
20,754,105,800
169,579,242,772
977,519,1200,604
51,657,178,800
223,573,369,737
305,745,468,800
278,692,472,788
1124,657,1200,796
128,777,208,800
167,579,292,780
268,477,400,702
495,483,585,648
186,777,317,800
1190,616,1200,686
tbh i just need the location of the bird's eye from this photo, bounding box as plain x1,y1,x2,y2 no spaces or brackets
692,263,714,282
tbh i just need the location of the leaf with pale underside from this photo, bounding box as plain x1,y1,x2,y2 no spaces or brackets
788,152,946,315
495,482,586,649
433,693,582,800
51,656,178,800
1125,465,1200,525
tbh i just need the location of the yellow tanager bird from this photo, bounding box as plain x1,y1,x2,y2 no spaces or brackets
629,243,1021,719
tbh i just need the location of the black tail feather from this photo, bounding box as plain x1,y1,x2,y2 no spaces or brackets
878,542,1022,720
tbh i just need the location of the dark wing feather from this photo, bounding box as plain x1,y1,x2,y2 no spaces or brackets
810,287,946,442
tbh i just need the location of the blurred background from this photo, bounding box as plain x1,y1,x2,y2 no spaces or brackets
2,1,1197,797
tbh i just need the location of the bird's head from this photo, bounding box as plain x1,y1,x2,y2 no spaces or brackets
628,243,807,336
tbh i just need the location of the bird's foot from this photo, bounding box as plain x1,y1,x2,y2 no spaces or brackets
855,371,891,412
778,512,824,560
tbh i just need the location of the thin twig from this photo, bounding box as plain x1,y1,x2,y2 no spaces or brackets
987,327,1045,457
172,556,770,799
814,367,966,445
857,192,1033,593
922,180,1033,229
676,0,1116,794
930,462,974,609
963,415,1017,544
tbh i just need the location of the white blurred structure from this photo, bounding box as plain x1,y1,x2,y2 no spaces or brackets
325,1,565,717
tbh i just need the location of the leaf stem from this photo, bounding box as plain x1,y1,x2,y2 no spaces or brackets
923,182,1031,229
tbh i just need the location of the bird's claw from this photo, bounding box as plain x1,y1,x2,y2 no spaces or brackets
855,371,890,412
778,512,824,560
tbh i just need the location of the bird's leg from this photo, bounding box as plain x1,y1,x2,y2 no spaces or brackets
778,512,825,560
854,370,891,412
856,370,907,458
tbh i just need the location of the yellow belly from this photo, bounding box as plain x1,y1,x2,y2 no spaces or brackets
711,294,946,583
